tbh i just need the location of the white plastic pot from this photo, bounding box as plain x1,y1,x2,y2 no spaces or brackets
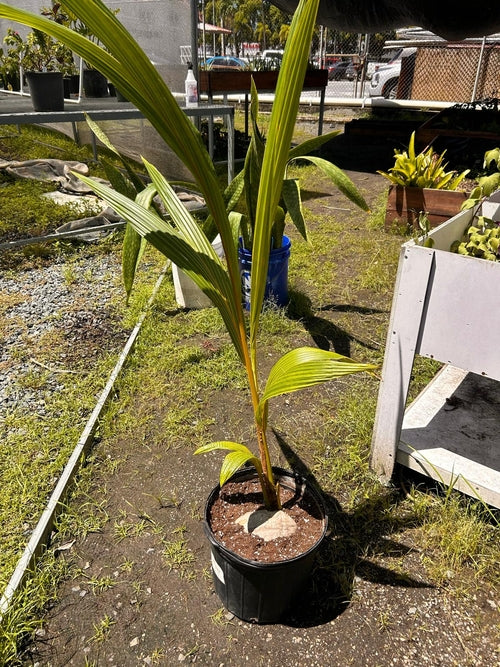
172,235,223,309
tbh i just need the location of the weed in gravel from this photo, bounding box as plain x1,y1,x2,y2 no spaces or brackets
113,516,149,542
118,558,135,573
149,647,167,663
61,261,78,286
83,574,117,595
0,291,24,315
210,607,230,626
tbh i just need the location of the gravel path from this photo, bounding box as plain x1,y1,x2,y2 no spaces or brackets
1,251,125,418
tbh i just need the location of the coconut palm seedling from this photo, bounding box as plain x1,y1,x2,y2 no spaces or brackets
0,0,377,510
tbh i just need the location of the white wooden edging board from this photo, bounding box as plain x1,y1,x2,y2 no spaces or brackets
370,191,500,507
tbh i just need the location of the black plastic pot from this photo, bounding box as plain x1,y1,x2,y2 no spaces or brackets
116,88,129,103
82,69,108,97
204,467,328,623
63,74,80,98
25,71,64,112
1,72,21,92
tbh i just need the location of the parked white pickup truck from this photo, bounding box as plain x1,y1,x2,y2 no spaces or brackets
369,48,416,98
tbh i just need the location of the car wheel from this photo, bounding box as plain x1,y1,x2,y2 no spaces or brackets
383,79,398,99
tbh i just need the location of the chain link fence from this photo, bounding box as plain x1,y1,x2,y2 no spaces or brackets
312,28,500,105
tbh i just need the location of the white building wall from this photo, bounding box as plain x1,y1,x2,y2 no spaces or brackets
0,0,191,92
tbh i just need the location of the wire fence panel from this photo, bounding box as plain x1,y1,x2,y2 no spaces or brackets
313,29,500,105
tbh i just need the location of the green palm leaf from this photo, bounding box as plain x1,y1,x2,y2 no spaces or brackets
194,441,263,487
250,0,320,361
296,156,370,211
74,172,246,361
287,130,342,160
281,179,308,241
122,222,144,303
220,451,262,487
257,347,377,419
122,185,155,302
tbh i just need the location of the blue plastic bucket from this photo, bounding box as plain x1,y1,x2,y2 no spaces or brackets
238,236,291,310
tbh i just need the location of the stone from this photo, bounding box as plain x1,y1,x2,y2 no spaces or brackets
235,509,297,541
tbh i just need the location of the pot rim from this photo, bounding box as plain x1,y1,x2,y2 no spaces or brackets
238,235,291,256
204,466,328,568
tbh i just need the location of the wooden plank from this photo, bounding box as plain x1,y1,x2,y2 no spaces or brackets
399,366,500,508
384,185,468,228
370,243,435,480
199,69,328,95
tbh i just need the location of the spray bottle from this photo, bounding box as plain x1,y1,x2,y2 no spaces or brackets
185,62,198,107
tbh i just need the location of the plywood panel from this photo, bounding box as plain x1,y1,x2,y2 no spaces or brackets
399,366,500,507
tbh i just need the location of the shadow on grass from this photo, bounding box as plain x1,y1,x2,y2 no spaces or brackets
287,288,383,358
274,431,434,628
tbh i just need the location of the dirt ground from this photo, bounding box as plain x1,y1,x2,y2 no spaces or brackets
16,134,500,666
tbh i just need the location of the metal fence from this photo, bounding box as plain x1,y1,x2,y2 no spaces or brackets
313,28,500,106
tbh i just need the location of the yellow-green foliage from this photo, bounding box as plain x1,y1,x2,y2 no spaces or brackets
378,132,469,190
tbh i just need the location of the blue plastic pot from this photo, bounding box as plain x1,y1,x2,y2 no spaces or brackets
238,236,291,309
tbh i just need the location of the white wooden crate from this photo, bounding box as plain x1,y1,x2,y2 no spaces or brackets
370,191,500,507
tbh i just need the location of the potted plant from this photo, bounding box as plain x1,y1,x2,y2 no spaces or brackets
233,82,369,308
379,131,470,229
0,28,23,91
21,28,67,110
4,3,76,111
40,1,79,97
64,6,120,97
0,0,377,622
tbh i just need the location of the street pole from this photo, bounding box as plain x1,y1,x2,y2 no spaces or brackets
191,0,199,74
